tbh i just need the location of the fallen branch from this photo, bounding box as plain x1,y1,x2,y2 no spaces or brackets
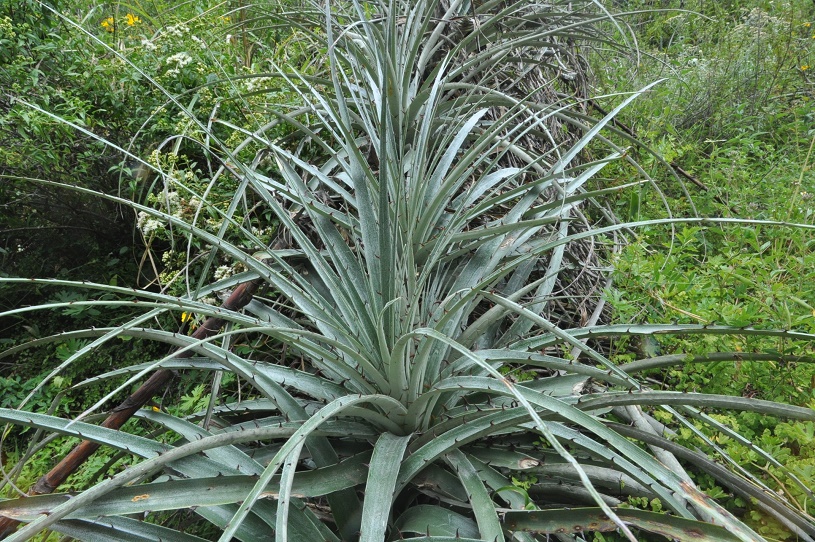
0,279,262,539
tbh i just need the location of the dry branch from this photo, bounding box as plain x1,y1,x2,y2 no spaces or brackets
0,279,261,539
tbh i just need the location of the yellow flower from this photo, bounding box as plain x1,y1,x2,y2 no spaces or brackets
802,65,810,71
101,16,114,32
220,15,230,22
181,311,198,330
125,13,141,26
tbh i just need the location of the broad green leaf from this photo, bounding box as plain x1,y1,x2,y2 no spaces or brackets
52,516,210,542
395,505,480,538
445,450,505,542
360,433,412,542
576,390,815,420
503,508,743,541
0,454,369,520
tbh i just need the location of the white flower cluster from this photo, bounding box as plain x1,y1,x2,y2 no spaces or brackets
137,211,163,236
191,35,207,50
250,226,274,238
164,190,180,205
140,38,157,52
245,77,270,93
214,265,233,281
166,52,193,67
163,23,189,38
165,52,193,77
161,190,183,219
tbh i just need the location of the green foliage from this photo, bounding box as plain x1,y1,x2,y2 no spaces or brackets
0,0,298,302
601,0,814,142
596,0,815,537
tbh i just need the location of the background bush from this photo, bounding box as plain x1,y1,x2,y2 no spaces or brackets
594,1,815,537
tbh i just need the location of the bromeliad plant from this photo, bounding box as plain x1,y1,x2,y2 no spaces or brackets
1,1,815,541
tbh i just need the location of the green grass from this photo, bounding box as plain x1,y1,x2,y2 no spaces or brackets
596,1,815,537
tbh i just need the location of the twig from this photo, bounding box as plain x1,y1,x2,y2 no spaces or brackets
670,162,710,192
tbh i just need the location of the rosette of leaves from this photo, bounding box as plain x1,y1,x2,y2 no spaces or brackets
1,1,814,541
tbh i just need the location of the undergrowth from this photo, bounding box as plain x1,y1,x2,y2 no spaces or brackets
599,0,815,538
